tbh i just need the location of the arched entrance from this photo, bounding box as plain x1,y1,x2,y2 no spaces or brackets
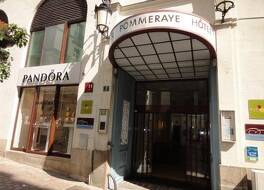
109,11,217,189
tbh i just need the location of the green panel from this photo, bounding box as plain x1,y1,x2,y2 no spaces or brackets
248,100,264,119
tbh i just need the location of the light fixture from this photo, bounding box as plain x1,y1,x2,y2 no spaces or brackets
95,0,112,38
215,0,235,23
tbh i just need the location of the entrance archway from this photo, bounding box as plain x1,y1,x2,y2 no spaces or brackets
109,10,217,189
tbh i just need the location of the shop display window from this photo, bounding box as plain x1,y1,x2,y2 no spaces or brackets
31,86,56,152
52,86,78,155
11,85,78,157
12,88,36,150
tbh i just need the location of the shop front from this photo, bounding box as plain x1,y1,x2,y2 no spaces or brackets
109,10,218,189
12,63,81,157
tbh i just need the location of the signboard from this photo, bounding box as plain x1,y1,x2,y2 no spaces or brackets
110,11,216,52
17,63,81,86
80,100,93,114
245,124,264,141
248,100,264,119
246,146,258,162
77,118,94,129
98,109,109,133
84,82,93,93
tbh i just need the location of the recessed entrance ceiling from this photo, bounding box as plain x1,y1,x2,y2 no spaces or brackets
109,11,216,81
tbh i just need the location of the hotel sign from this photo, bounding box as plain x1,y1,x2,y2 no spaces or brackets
110,11,216,51
17,63,81,87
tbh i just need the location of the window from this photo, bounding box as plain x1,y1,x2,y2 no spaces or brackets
26,22,86,67
12,88,36,150
65,22,86,63
26,31,45,67
52,86,78,154
12,85,78,156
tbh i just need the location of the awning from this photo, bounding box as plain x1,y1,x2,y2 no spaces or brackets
109,10,216,81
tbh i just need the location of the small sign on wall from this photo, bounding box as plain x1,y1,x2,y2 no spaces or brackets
246,146,258,162
248,99,264,119
77,118,94,129
80,100,93,114
245,124,264,141
98,109,109,133
84,82,93,93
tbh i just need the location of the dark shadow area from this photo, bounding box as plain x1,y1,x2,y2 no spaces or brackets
221,142,234,151
0,171,50,190
234,176,251,190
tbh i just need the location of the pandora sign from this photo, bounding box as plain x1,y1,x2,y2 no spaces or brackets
17,63,81,87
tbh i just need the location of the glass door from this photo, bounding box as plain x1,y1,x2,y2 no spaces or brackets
31,86,56,152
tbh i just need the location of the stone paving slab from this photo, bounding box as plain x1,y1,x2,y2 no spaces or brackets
118,181,185,190
0,157,102,190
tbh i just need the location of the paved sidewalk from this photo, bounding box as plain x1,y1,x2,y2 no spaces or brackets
0,157,102,190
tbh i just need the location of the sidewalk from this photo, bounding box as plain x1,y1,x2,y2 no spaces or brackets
0,157,102,190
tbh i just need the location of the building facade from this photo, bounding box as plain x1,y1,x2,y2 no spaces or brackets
0,0,264,189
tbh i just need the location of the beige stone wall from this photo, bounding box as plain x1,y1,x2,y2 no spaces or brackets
217,0,264,172
220,165,250,190
0,0,111,188
0,139,7,157
5,149,107,186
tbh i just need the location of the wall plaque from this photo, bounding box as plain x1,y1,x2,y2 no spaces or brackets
248,99,264,119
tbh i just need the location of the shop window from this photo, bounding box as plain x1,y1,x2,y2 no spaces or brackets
11,85,78,157
52,86,78,155
31,86,56,152
12,88,36,150
26,22,86,67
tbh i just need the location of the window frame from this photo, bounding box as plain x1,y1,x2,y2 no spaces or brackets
26,21,85,67
11,85,78,158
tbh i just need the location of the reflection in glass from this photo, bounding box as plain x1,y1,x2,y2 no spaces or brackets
41,24,64,65
26,31,44,67
52,86,78,154
65,22,86,63
32,86,56,152
13,88,36,149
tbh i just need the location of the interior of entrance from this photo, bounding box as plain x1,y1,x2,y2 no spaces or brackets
132,80,210,188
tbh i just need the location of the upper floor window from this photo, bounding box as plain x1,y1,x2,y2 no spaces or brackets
26,0,87,67
26,22,86,67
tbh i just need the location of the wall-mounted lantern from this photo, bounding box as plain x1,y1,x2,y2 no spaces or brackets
95,0,112,38
215,0,235,23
